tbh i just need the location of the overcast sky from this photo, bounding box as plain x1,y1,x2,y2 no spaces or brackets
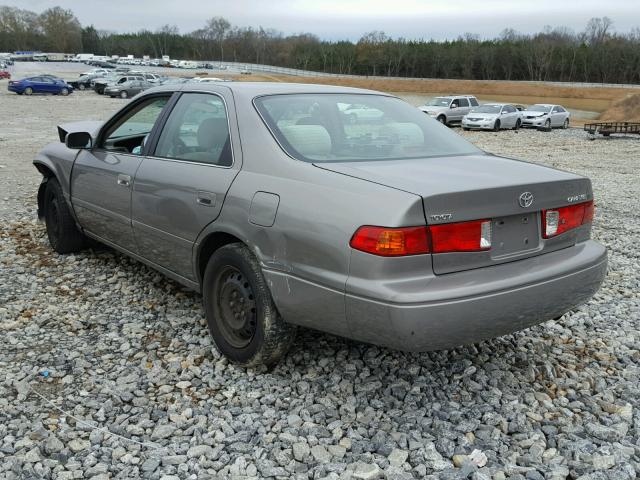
7,0,640,40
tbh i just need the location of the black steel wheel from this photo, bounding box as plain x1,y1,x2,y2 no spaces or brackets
203,243,296,367
214,266,258,348
437,115,447,125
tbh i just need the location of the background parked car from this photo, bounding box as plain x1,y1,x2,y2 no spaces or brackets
0,70,10,80
7,76,73,96
419,95,479,125
104,79,153,98
462,103,523,131
69,73,104,91
522,104,571,130
93,74,144,94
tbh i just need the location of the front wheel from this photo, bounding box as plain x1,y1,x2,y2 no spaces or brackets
493,120,501,132
60,88,69,96
203,244,296,367
463,127,470,131
514,119,521,130
563,118,569,129
437,115,447,125
24,87,33,95
79,84,86,90
44,179,86,254
120,90,128,99
541,118,552,131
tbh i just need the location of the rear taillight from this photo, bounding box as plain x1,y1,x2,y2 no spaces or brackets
350,219,492,256
350,226,430,256
430,219,492,253
542,200,594,238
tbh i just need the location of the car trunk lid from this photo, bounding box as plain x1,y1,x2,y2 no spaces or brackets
315,154,592,274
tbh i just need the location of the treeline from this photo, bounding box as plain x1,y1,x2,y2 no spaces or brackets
2,6,640,84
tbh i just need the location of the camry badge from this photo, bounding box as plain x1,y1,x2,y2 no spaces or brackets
519,191,534,208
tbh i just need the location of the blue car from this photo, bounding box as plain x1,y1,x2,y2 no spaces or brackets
7,76,73,96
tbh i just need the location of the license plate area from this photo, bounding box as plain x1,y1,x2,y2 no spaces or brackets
490,212,540,259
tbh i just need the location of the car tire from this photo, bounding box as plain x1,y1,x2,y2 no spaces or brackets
463,127,470,131
79,84,85,91
44,178,86,254
563,118,569,129
24,87,33,96
542,118,552,131
61,88,69,96
203,243,296,367
493,120,501,132
120,90,128,99
514,119,521,130
437,115,447,125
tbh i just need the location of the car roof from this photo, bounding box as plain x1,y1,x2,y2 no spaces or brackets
145,81,389,99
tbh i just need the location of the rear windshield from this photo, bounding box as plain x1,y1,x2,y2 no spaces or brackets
255,94,481,163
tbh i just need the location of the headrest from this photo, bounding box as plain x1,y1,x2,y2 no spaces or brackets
384,122,424,147
279,124,332,158
197,117,229,150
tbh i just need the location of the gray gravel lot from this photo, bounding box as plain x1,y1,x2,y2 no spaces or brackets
1,80,640,480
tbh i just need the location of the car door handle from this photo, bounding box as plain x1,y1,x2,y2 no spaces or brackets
196,191,216,207
117,174,131,187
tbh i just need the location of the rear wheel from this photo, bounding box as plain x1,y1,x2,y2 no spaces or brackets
563,118,569,129
44,179,86,254
203,243,296,367
437,115,447,125
120,90,128,99
24,87,33,96
493,120,501,132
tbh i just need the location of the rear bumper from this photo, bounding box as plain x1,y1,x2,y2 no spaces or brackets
345,240,607,351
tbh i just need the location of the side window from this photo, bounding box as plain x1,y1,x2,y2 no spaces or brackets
504,105,515,113
458,98,469,108
154,93,232,167
552,106,560,113
100,96,170,153
469,98,479,107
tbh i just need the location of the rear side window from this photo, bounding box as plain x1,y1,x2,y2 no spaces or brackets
154,93,232,166
469,97,479,107
458,98,469,107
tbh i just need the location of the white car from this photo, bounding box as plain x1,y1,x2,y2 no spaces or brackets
522,104,571,130
342,103,385,124
462,103,523,131
80,68,110,77
419,95,479,125
190,77,224,83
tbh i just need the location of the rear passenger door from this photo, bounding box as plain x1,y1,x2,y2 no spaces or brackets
132,89,241,280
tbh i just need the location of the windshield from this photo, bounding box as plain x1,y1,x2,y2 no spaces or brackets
528,105,551,113
424,97,452,107
471,105,502,114
255,94,481,163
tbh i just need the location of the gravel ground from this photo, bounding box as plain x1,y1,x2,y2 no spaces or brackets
1,82,640,480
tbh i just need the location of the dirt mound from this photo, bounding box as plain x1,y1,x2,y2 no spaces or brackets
599,94,640,122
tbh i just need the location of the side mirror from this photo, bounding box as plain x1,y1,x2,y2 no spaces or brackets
65,131,93,149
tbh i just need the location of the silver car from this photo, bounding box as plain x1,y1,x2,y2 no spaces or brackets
462,103,523,131
33,83,607,366
522,104,571,130
419,95,479,125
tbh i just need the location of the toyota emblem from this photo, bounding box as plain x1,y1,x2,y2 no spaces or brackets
519,191,534,208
